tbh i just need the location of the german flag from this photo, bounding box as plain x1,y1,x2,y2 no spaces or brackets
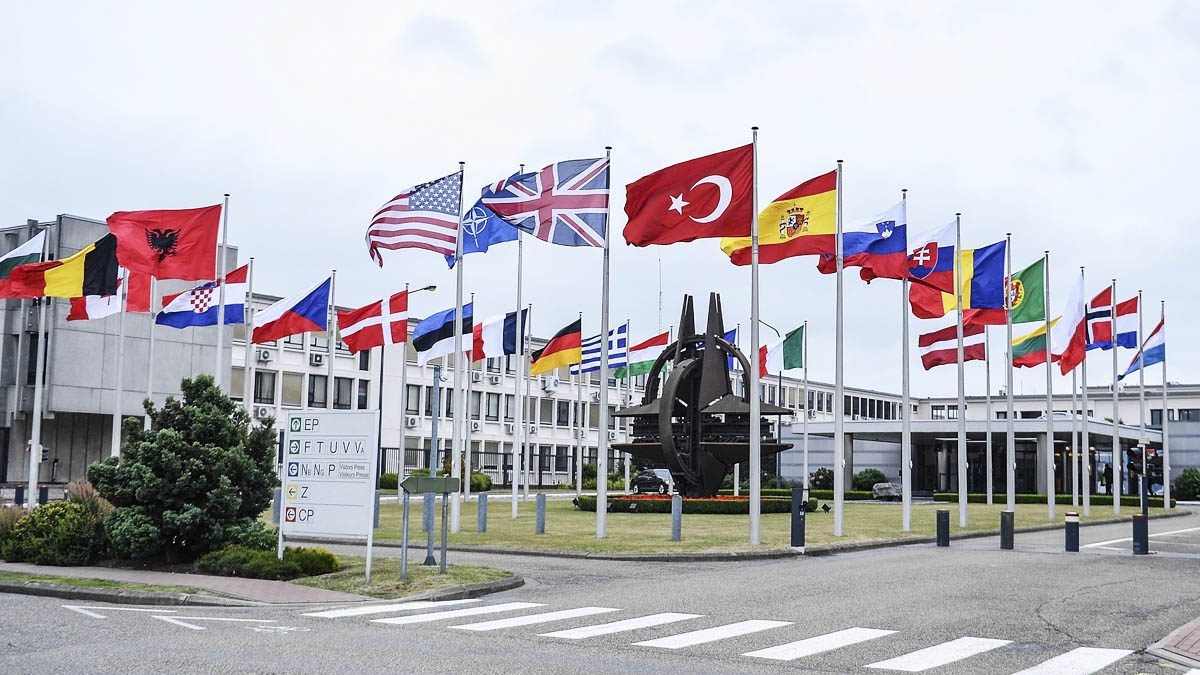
10,234,120,299
529,318,582,376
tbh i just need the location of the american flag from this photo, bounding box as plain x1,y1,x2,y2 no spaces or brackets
481,158,609,247
366,172,462,266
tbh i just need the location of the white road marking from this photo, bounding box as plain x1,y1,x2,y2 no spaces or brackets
632,619,792,649
372,602,544,626
865,636,1011,671
451,606,621,632
152,616,276,631
1009,647,1132,674
743,627,896,661
1083,526,1200,549
302,599,479,618
63,605,176,619
541,613,702,639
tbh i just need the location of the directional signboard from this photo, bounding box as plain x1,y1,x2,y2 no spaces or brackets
280,410,379,540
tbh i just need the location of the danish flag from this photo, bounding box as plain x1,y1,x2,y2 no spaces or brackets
336,290,409,354
481,158,609,247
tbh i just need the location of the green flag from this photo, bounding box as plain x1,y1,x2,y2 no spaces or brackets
1009,257,1046,324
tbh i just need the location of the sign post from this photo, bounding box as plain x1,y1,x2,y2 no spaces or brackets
279,410,380,581
400,475,460,576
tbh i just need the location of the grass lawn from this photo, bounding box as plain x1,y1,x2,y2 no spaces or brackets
0,570,210,595
292,556,513,599
370,496,1169,555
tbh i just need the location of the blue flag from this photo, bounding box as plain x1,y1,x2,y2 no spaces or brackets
446,199,518,267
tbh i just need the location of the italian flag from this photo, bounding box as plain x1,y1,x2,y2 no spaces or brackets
613,331,669,379
760,325,805,377
0,231,46,297
1012,318,1059,368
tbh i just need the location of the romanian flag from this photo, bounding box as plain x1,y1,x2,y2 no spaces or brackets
530,318,582,376
1012,318,1059,368
10,234,120,299
720,170,837,266
910,240,1007,319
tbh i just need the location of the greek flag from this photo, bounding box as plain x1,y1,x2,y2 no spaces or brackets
569,324,628,375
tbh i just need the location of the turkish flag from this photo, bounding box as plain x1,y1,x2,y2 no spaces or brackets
336,290,409,354
107,205,222,281
623,144,753,246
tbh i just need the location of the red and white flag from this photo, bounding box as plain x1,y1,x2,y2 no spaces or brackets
366,172,462,265
1086,287,1138,350
336,290,409,354
1050,272,1088,374
623,145,754,246
919,323,986,370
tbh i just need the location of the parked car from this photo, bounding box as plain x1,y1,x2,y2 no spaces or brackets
631,469,674,494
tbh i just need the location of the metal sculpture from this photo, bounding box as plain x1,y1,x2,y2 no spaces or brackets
613,293,792,497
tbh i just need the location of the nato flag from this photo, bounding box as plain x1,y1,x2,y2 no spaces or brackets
446,199,518,267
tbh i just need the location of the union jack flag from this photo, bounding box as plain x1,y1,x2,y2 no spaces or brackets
481,158,609,247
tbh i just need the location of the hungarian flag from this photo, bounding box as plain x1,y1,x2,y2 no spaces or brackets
107,205,222,281
530,318,582,376
614,330,670,379
623,145,753,247
10,233,119,299
919,323,985,370
759,325,805,376
336,290,409,354
1013,318,1058,368
0,231,46,297
964,256,1045,327
721,169,837,266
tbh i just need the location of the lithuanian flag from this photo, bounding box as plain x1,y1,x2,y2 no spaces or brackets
10,233,120,299
720,170,837,266
0,231,46,297
1012,318,1059,368
530,318,582,376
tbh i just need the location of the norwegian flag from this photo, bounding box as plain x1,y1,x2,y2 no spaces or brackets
1086,287,1138,351
481,158,609,247
336,290,409,354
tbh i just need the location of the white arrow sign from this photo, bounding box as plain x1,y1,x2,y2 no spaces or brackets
152,615,276,631
63,605,177,619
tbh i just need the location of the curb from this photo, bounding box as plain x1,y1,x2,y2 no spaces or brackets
1147,615,1200,670
294,509,1189,562
0,579,262,607
393,574,525,602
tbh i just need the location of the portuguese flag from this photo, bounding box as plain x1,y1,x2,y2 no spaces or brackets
10,233,120,299
966,256,1047,326
1012,317,1059,368
614,330,670,379
0,231,46,297
530,318,582,376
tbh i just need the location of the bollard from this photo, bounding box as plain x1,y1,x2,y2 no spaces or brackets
271,487,282,524
1065,511,1079,552
38,487,48,505
535,493,546,534
440,491,448,574
422,493,437,566
790,488,806,550
671,494,682,542
374,490,381,528
478,493,488,533
936,509,950,547
1000,511,1014,550
400,491,410,582
1132,514,1149,555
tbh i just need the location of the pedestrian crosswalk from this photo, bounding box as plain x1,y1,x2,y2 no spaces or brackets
303,600,1137,673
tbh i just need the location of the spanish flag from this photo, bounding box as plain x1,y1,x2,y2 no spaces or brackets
530,318,582,376
720,170,837,265
10,234,120,299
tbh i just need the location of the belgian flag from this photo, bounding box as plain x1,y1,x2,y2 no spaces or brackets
529,318,582,376
10,233,120,299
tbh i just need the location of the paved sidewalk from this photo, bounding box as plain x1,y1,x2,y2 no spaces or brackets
0,561,368,604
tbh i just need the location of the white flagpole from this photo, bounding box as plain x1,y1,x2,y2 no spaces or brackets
1071,368,1079,508
451,161,466,533
111,268,129,458
575,352,583,497
1043,251,1055,520
748,128,762,545
623,318,631,493
833,158,846,537
399,283,410,479
243,258,255,417
28,297,49,507
1137,288,1146,510
214,193,230,390
900,189,912,531
511,240,525,517
803,319,811,495
734,322,741,497
145,276,158,430
1080,266,1090,516
464,293,474,503
1005,233,1016,512
326,271,336,415
597,145,613,539
1161,300,1170,508
954,213,967,527
1110,278,1120,514
985,324,993,506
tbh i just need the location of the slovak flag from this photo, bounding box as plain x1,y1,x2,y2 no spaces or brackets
905,222,956,294
156,265,249,329
819,201,908,280
251,276,331,344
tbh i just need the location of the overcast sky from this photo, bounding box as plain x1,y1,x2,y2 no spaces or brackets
2,1,1195,398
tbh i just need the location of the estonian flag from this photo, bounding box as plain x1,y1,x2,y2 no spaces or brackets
413,303,473,366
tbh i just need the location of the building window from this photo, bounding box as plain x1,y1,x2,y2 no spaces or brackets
255,370,277,404
309,375,328,408
1179,409,1199,421
470,391,481,420
311,332,330,351
444,388,453,418
505,355,516,374
539,398,553,426
282,373,303,407
504,394,515,421
555,445,569,472
332,377,353,410
557,400,571,427
357,380,370,409
405,384,420,414
284,333,305,350
358,351,370,371
608,405,617,429
230,367,245,401
932,406,947,420
947,405,959,420
996,411,1008,419
486,357,501,373
486,393,500,421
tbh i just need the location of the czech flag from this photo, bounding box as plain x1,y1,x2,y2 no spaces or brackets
251,276,331,344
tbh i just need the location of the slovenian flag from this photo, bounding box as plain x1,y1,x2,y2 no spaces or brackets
251,276,331,344
157,265,249,329
818,201,908,280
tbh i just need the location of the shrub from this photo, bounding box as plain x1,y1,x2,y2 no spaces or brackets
379,473,398,490
1,500,106,565
197,544,338,580
222,519,277,551
103,508,162,560
0,506,25,551
408,468,431,477
852,468,888,491
65,481,114,519
582,463,598,480
285,546,340,576
810,467,834,490
470,471,493,492
719,488,876,501
1176,468,1200,501
87,375,277,562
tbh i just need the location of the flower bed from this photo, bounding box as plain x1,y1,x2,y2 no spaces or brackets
574,495,817,515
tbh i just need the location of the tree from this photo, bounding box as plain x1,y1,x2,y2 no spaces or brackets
1176,468,1200,501
852,468,888,491
88,375,277,562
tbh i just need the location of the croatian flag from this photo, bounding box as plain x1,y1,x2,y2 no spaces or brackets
251,276,331,344
1118,316,1164,381
818,201,909,280
156,265,249,329
471,309,527,362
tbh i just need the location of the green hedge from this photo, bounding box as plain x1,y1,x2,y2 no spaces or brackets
197,545,339,580
933,493,1174,508
1,500,107,566
575,496,816,514
719,488,876,501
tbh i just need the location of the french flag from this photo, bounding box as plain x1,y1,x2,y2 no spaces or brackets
819,201,909,280
251,276,331,344
471,309,527,362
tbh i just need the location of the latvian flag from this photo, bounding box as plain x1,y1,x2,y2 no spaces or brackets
336,290,409,354
919,322,986,370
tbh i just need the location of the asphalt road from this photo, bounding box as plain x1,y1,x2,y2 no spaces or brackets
3,509,1200,674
